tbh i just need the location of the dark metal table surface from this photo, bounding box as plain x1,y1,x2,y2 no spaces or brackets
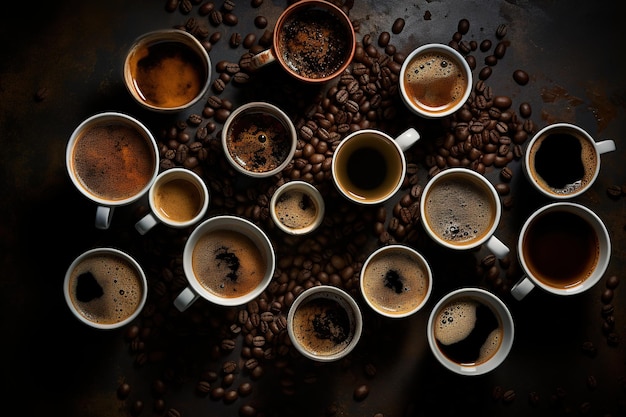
1,1,625,416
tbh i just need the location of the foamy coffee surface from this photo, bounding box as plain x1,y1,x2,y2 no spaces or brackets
192,230,266,298
68,253,144,325
404,51,467,114
362,249,429,315
434,298,502,365
291,297,352,356
424,175,495,245
275,190,317,229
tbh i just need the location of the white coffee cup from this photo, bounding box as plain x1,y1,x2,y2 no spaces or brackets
221,102,297,178
420,167,509,258
331,128,421,205
287,285,363,362
427,287,514,376
64,247,148,330
66,112,159,229
360,245,433,318
523,122,616,199
174,215,276,311
511,202,611,300
399,43,472,119
135,168,209,235
269,180,325,235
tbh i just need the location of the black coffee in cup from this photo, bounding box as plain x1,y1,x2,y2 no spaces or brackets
433,297,503,366
522,210,599,289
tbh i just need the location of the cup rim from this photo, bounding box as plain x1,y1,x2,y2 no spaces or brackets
517,201,611,295
287,285,363,362
523,122,601,200
359,244,433,318
427,287,514,376
269,180,325,235
63,247,148,330
148,167,210,228
272,0,356,83
182,215,276,306
399,43,473,118
221,101,297,178
123,28,211,113
66,111,159,207
331,129,407,205
419,167,502,250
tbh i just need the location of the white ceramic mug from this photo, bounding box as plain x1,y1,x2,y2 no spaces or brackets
420,167,509,258
174,215,276,311
523,122,616,199
66,112,159,229
64,247,148,330
135,168,209,235
331,128,421,205
360,245,433,318
287,285,363,362
511,202,611,300
427,287,514,376
269,180,325,235
399,43,472,119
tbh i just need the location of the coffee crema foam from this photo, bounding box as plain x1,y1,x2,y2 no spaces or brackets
424,175,496,245
434,298,502,366
362,249,429,315
154,178,203,222
68,253,144,325
192,230,266,298
403,51,467,114
275,190,317,229
291,297,352,356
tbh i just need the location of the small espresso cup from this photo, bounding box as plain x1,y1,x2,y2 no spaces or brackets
523,123,616,199
221,102,297,178
66,112,159,229
420,168,509,258
400,43,472,118
270,181,325,235
64,247,148,330
174,215,276,312
135,168,210,235
360,245,433,318
123,29,211,113
511,202,611,301
249,0,356,83
287,285,363,362
427,287,514,376
331,128,421,205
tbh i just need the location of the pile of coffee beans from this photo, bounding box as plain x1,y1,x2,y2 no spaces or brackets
98,1,622,417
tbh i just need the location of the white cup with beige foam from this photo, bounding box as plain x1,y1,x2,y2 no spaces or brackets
135,167,209,235
270,180,325,235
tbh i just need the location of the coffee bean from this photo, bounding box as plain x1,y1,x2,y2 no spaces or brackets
378,31,390,47
513,69,529,85
491,385,503,401
606,275,620,289
251,0,263,7
500,166,513,181
479,66,492,80
199,1,215,15
117,382,131,399
197,380,211,395
353,384,369,401
392,18,405,34
607,185,622,199
528,391,540,406
581,340,597,357
457,18,470,34
496,23,508,39
480,39,492,52
502,389,516,403
601,288,614,304
484,55,498,66
494,41,507,58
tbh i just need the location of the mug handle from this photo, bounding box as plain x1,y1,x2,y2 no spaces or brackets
174,286,200,312
249,48,277,71
596,139,616,155
395,128,421,151
511,276,536,300
135,213,159,235
484,235,509,259
95,205,114,230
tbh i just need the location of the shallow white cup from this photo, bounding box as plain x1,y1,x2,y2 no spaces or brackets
523,122,615,199
135,168,209,235
287,285,363,362
420,167,509,258
427,287,514,376
270,180,325,235
511,202,611,301
174,215,276,312
331,128,420,205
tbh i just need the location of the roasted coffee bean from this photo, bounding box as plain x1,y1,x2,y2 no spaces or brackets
513,69,529,85
353,384,369,401
165,0,179,12
493,95,512,109
606,275,620,289
494,41,507,58
581,340,597,357
180,0,193,13
491,385,503,401
392,17,405,34
484,55,498,66
199,1,215,15
457,18,470,34
117,382,131,399
606,185,622,198
479,39,492,52
197,380,211,395
479,66,492,80
251,0,263,7
378,31,390,47
496,23,508,38
502,389,516,403
528,391,540,406
500,166,513,181
465,55,476,70
229,32,242,47
601,288,614,304
254,15,268,29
